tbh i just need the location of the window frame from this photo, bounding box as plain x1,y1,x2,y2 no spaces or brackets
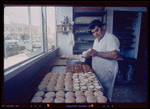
4,6,57,82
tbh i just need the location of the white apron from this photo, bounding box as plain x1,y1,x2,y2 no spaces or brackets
92,32,120,102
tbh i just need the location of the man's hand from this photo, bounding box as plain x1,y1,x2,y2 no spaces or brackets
87,49,99,57
87,49,119,60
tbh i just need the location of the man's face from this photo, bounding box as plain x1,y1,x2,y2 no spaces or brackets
90,26,102,40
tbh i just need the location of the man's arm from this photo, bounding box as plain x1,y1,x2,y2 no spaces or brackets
87,49,119,60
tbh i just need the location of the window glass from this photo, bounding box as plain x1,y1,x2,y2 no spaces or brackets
4,6,43,70
46,7,56,50
30,7,42,52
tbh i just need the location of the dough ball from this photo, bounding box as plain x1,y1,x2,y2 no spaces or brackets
94,91,103,97
97,95,107,103
31,97,42,103
87,96,97,103
76,96,86,103
56,91,65,98
84,90,94,97
42,97,53,103
65,92,75,98
54,97,65,103
65,97,76,103
45,92,55,98
34,91,45,97
75,91,84,97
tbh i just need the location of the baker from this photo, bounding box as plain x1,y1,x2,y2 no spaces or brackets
82,19,120,102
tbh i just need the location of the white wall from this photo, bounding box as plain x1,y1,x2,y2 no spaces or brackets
55,7,74,55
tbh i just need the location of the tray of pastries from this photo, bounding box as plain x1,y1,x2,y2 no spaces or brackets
33,64,108,103
36,71,103,92
31,90,107,103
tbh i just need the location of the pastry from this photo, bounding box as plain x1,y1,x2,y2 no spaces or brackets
95,86,102,90
84,90,94,97
31,97,42,103
54,97,65,103
55,85,65,90
45,92,55,98
88,85,94,90
42,97,53,103
65,97,76,103
73,86,80,91
80,86,87,91
75,91,84,97
65,92,75,98
46,84,55,90
94,91,103,97
87,96,97,103
97,96,107,103
56,91,65,98
65,85,73,91
40,80,49,85
76,96,86,103
38,84,46,90
34,91,45,97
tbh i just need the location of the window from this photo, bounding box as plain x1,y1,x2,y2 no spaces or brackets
4,6,43,70
46,7,56,50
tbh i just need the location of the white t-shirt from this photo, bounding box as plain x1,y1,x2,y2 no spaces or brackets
92,31,120,75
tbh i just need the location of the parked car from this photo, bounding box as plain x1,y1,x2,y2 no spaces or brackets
4,40,25,58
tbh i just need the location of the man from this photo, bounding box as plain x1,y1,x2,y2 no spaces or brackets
82,19,120,102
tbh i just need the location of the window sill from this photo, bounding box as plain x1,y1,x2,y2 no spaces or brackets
4,47,59,82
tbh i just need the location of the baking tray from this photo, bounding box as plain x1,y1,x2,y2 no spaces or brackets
33,65,109,103
31,89,108,103
36,65,104,93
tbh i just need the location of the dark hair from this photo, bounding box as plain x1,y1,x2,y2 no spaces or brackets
89,19,105,30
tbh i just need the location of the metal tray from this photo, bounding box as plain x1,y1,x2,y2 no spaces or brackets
36,66,104,93
31,89,108,103
33,65,109,103
66,57,85,65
